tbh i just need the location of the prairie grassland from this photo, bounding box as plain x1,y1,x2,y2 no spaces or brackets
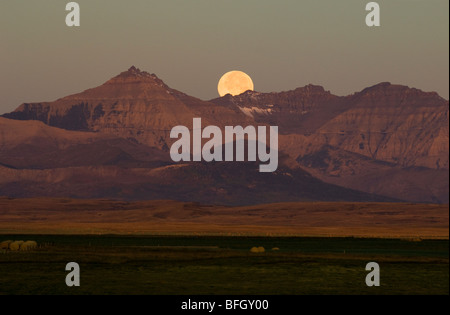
0,198,448,239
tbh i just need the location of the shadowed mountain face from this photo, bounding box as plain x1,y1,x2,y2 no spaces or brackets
211,82,449,170
0,117,171,170
210,82,449,204
0,118,390,205
4,67,252,151
1,66,449,204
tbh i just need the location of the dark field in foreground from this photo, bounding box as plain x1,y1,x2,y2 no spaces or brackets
0,235,448,295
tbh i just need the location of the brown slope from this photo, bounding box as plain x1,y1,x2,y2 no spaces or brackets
0,198,448,238
0,162,396,206
2,68,448,204
0,117,170,169
3,66,253,151
297,145,449,204
211,83,449,203
212,83,449,169
210,85,346,134
211,82,449,170
316,83,449,169
0,118,394,205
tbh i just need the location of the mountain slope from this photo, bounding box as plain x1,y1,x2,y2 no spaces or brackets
2,67,448,204
0,162,395,205
211,82,449,170
0,117,390,205
4,66,253,151
0,117,170,169
210,85,344,134
297,145,449,204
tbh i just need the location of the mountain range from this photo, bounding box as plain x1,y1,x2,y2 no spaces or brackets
1,66,448,205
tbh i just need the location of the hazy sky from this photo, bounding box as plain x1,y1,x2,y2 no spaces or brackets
0,0,448,114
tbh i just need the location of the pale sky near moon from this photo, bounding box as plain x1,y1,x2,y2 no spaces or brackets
0,0,448,114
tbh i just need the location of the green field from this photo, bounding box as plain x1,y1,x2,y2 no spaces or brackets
0,235,448,295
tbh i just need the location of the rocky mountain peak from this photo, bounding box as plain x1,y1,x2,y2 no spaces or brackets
103,66,167,88
128,65,139,72
121,66,153,78
356,82,445,103
55,67,170,102
293,84,328,95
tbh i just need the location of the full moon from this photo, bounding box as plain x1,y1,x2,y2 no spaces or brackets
218,71,254,97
